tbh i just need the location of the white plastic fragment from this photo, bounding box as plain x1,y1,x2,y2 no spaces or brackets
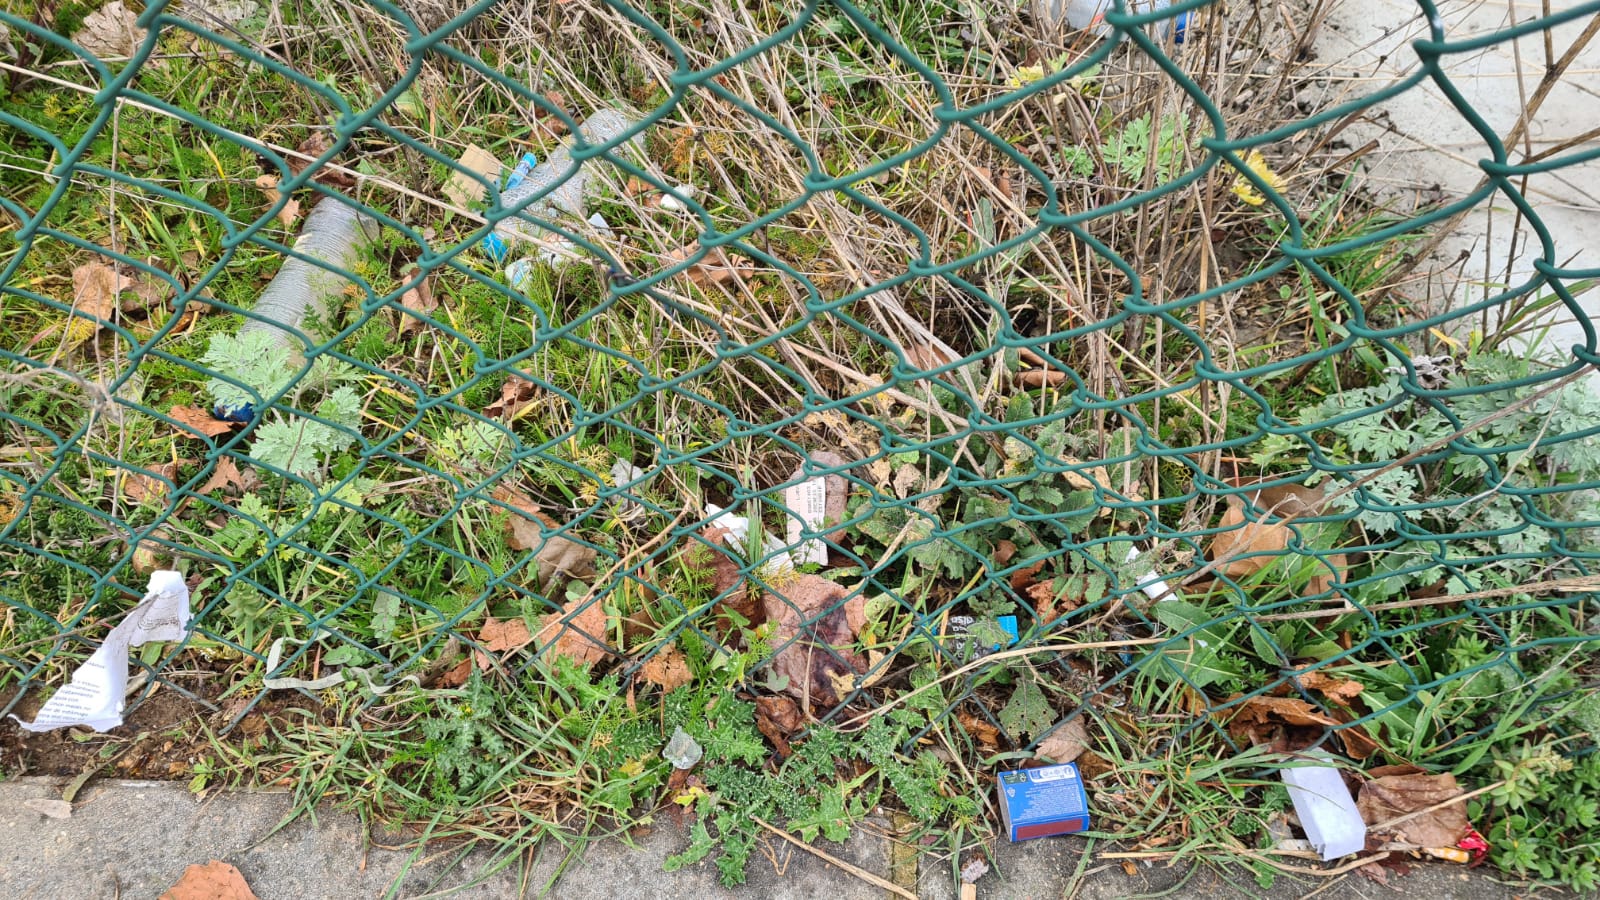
705,503,795,575
260,634,417,695
12,570,191,733
262,635,348,691
663,724,703,769
1124,545,1173,601
1280,758,1368,860
509,213,614,281
784,473,830,566
658,184,698,212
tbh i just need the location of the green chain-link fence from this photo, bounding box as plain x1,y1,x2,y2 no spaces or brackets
2,0,1599,771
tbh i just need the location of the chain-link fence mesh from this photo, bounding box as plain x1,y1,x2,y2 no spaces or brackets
2,0,1599,771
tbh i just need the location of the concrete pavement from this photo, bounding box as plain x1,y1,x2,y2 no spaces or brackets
0,777,1527,899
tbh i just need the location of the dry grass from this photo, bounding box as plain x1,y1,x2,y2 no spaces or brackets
218,0,1386,529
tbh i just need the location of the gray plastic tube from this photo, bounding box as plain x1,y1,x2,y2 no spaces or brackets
492,108,641,249
239,198,380,355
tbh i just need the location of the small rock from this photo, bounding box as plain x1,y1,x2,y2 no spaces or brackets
24,799,72,819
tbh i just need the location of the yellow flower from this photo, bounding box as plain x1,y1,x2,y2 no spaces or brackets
1230,150,1286,206
1008,65,1045,88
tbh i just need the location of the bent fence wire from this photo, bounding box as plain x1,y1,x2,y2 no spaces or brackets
2,0,1599,767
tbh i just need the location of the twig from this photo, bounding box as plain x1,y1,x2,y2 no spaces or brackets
750,816,916,900
835,636,1164,728
1255,575,1600,622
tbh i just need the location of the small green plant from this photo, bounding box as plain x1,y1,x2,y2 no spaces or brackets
1472,742,1600,891
202,332,365,478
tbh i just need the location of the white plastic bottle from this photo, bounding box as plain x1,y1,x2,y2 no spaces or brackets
239,198,380,355
489,108,642,252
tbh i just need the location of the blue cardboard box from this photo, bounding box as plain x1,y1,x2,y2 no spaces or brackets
997,763,1090,841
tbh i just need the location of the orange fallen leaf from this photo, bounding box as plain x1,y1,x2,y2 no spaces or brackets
473,616,534,670
956,709,1000,748
484,374,539,421
1296,670,1364,702
1014,369,1067,389
121,459,193,505
196,457,252,496
396,270,438,337
534,595,609,669
639,645,692,692
168,405,237,439
160,860,258,900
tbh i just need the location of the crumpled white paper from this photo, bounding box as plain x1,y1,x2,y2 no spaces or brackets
12,570,191,733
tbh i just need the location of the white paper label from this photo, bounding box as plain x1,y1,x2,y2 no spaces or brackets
13,571,191,733
784,476,830,566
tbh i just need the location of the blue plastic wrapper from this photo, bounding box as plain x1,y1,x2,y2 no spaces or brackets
211,402,255,423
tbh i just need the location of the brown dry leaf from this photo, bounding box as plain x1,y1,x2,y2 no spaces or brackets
1358,770,1471,848
1008,558,1047,592
473,616,534,670
534,596,609,669
664,244,754,289
122,460,191,505
1225,695,1340,750
289,132,330,178
484,375,539,421
1075,750,1114,780
66,262,122,347
532,91,570,139
1338,724,1381,760
493,486,597,591
159,860,259,900
397,276,438,337
1209,480,1344,591
956,710,1000,748
253,174,300,227
639,646,692,692
904,341,957,371
437,658,472,688
168,405,237,439
1297,670,1364,703
993,539,1017,567
196,457,252,496
119,271,174,316
73,1,145,58
1035,716,1090,764
1014,369,1068,389
762,574,867,711
755,695,803,758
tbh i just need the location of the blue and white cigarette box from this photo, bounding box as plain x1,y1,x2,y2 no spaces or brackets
997,762,1090,841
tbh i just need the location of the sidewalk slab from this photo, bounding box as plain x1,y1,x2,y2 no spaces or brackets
1,778,1526,899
